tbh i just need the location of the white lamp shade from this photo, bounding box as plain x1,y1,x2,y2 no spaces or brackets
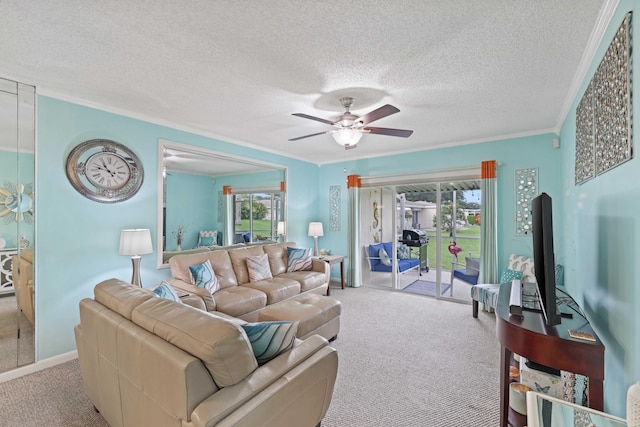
331,129,363,146
277,221,287,235
308,222,324,237
119,229,153,256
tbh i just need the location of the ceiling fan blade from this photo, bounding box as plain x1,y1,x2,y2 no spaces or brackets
292,113,335,125
365,127,414,138
288,131,330,141
356,104,400,126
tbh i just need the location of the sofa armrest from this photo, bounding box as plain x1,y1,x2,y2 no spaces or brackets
180,295,207,311
166,278,217,312
190,335,337,427
311,259,330,277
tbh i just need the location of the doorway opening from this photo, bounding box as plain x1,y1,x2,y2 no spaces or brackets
360,179,481,303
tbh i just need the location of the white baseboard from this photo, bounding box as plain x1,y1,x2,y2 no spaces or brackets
0,350,78,384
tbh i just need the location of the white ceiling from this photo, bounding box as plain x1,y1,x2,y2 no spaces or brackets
1,1,612,164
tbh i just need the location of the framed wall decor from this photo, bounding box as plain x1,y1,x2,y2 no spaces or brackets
575,12,633,185
515,168,537,235
329,185,341,231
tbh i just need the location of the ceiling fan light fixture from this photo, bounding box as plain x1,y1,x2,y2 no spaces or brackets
332,129,363,146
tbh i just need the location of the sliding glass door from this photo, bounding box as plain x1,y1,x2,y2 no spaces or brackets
359,179,480,303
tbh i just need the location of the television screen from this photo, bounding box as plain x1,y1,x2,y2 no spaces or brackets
531,192,561,326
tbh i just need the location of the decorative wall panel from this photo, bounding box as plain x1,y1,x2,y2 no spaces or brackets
515,168,537,235
575,12,633,185
329,185,341,231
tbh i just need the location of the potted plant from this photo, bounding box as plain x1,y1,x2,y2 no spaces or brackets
172,224,187,251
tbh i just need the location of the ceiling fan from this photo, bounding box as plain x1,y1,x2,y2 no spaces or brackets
289,97,413,149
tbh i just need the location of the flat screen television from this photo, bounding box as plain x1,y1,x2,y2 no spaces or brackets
531,192,561,326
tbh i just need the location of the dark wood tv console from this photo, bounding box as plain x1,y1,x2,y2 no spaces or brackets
496,282,605,427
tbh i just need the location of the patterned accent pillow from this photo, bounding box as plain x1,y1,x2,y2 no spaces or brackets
286,247,312,272
500,268,523,284
241,321,298,365
188,259,220,293
197,230,217,247
247,253,273,282
397,245,410,260
152,281,182,303
379,247,391,266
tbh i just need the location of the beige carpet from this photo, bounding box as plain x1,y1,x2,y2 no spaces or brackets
0,286,500,426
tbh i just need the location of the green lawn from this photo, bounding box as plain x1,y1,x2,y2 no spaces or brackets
236,220,275,240
424,225,481,271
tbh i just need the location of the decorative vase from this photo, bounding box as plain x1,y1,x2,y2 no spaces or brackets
176,244,181,251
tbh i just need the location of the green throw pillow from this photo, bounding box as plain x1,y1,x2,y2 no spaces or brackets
241,321,298,365
500,268,523,284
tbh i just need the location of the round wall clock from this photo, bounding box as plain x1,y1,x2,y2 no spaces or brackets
65,139,144,203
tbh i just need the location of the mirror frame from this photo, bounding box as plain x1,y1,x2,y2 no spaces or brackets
157,139,288,268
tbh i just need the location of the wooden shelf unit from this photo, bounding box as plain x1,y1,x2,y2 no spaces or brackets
495,282,605,427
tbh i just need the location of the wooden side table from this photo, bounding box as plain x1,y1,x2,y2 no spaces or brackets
313,255,345,296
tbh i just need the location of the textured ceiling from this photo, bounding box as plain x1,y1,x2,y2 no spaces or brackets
1,1,610,164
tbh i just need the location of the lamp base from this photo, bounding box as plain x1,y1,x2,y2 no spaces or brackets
314,237,319,257
131,256,142,287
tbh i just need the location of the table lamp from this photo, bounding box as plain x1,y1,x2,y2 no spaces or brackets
277,221,287,242
308,222,323,256
119,229,153,287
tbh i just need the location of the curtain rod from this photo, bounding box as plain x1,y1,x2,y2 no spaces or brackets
359,163,493,181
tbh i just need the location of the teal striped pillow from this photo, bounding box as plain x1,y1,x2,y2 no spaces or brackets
246,253,273,282
286,247,312,272
153,281,182,303
241,321,298,365
188,259,220,293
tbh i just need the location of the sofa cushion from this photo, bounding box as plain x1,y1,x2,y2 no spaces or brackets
278,271,327,292
213,286,267,318
247,254,273,282
263,242,291,276
152,281,182,303
241,321,298,365
241,277,301,305
94,279,157,320
465,257,480,276
131,297,258,387
228,246,266,285
506,254,536,283
189,259,221,293
286,247,312,272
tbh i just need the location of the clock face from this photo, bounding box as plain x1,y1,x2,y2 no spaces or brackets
85,152,132,190
65,139,144,203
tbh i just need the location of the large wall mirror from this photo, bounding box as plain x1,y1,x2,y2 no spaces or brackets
157,139,287,268
0,77,36,373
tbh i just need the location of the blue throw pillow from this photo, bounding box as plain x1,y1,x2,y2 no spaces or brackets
199,236,214,246
241,321,298,365
500,268,523,284
152,281,182,303
188,259,220,293
287,247,312,272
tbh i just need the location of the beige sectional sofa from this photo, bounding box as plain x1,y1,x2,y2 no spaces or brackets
166,242,330,321
75,278,338,427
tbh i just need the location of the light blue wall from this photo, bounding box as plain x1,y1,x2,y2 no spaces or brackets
165,172,216,251
35,96,319,360
318,133,564,276
559,1,638,416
